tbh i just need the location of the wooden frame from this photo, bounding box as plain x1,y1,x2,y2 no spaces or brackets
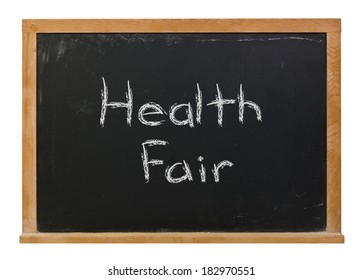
21,19,343,243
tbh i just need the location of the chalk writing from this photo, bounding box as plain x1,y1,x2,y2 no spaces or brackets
100,78,262,127
100,78,262,183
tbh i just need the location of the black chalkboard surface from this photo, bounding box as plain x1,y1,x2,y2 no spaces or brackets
37,33,326,232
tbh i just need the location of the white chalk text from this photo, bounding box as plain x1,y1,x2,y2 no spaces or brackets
100,78,262,183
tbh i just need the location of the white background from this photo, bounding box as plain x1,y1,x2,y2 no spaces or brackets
1,1,361,279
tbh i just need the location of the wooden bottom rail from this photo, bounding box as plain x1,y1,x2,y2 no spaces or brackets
20,232,344,243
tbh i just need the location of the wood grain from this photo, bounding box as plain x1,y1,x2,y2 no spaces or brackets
22,19,341,33
327,32,342,233
20,232,344,243
22,31,37,233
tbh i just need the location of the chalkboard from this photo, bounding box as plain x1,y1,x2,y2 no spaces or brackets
22,19,342,243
